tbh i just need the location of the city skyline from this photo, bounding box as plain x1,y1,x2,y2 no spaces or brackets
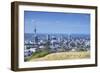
24,11,90,34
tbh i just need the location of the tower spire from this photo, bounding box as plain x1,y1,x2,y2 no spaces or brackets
34,24,38,44
34,24,36,34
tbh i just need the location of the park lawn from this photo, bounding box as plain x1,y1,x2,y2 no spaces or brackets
29,51,90,61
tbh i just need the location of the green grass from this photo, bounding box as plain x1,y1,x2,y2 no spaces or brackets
26,50,49,61
29,51,90,61
32,51,49,58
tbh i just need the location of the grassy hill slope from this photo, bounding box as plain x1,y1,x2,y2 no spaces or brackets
29,51,90,61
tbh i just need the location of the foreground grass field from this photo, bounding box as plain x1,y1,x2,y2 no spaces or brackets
29,51,90,61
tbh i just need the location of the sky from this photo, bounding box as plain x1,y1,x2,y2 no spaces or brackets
24,11,90,34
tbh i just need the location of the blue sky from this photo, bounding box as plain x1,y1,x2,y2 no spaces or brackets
24,11,90,34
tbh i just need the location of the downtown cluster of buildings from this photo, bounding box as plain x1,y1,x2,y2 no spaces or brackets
24,26,90,57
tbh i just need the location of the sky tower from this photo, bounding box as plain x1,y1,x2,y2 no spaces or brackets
34,24,38,44
34,24,37,35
